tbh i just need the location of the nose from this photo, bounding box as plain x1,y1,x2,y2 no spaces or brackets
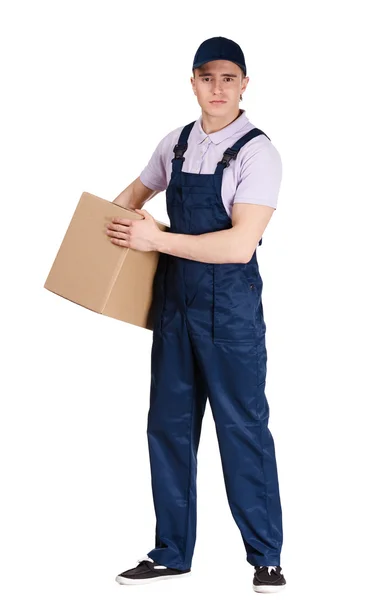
212,81,224,94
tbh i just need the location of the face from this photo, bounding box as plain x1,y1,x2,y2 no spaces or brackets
191,59,249,113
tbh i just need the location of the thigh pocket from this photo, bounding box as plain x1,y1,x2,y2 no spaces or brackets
256,334,267,386
213,264,259,343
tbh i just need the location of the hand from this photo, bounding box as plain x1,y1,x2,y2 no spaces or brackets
106,209,162,252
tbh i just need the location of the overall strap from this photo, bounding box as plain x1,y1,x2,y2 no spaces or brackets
214,128,271,247
171,121,196,174
214,128,270,176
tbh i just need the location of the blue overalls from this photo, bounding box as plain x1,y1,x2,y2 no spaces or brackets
146,121,283,570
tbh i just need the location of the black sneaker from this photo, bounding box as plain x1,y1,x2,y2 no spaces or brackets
115,555,191,585
252,565,286,593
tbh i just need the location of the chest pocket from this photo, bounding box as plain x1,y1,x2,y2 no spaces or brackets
189,206,215,235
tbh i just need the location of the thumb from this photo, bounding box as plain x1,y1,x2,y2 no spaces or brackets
135,208,150,218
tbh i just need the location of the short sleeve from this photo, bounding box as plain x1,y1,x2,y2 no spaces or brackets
233,141,282,210
139,135,168,192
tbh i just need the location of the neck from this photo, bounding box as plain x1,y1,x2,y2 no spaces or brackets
201,107,243,134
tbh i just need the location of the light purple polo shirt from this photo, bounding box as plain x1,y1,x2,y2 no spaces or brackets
139,109,282,217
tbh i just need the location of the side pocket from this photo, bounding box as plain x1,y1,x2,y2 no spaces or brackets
242,266,266,334
213,263,258,343
159,254,169,334
151,254,168,334
242,265,258,293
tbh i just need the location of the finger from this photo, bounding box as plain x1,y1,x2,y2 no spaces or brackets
111,238,129,247
107,223,130,233
109,230,129,239
112,218,132,225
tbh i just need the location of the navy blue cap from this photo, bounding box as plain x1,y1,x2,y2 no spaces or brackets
192,36,247,76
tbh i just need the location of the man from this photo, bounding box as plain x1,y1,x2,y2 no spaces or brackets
108,37,286,593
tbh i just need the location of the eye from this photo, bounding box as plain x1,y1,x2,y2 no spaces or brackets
201,77,234,82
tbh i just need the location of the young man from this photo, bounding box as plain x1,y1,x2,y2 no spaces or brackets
108,37,286,593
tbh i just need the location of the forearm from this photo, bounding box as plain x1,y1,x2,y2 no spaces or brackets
112,177,158,209
154,228,253,264
112,182,137,209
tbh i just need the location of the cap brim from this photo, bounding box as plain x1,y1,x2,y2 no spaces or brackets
193,60,246,75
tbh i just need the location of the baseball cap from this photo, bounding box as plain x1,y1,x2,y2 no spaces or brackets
192,36,247,76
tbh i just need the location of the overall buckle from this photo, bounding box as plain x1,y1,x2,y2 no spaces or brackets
219,148,238,168
173,143,188,160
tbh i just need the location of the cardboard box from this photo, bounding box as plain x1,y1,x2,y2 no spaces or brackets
44,191,169,330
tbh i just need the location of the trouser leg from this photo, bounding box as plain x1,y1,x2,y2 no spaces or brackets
146,314,208,570
192,331,283,567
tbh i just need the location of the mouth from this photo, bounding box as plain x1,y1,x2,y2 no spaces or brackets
210,100,226,104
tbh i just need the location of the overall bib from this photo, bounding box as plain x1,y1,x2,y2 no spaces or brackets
146,122,283,570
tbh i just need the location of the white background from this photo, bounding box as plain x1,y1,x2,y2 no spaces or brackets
1,1,369,598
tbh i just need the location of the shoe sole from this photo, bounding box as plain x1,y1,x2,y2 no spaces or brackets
115,572,191,585
252,583,286,593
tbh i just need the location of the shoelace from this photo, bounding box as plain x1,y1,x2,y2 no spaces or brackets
257,566,283,576
137,555,167,570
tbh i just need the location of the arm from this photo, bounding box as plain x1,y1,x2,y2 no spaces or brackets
112,176,160,209
154,203,275,264
113,132,169,209
154,140,281,263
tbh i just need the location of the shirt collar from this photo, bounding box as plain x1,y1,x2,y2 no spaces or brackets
194,109,249,145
